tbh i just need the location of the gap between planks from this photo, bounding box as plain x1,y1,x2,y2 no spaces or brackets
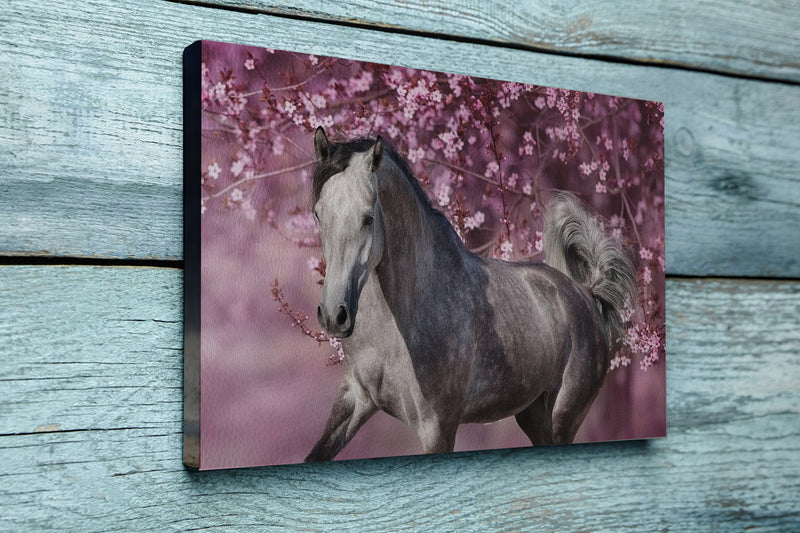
1,259,798,284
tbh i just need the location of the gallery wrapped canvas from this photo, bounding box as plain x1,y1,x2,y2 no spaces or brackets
184,40,665,470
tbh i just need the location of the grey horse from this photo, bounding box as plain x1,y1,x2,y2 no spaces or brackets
306,126,636,461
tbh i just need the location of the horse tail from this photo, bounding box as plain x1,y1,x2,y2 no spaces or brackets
543,192,637,340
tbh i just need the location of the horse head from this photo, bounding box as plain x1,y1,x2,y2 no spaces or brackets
312,127,386,337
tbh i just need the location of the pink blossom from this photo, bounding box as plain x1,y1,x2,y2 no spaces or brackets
282,100,297,115
499,239,513,260
350,70,373,93
642,266,652,285
244,58,255,70
435,181,452,207
485,161,499,178
464,211,485,230
407,146,426,164
609,354,631,371
231,157,247,177
328,337,345,365
207,161,221,180
241,198,256,221
307,256,322,272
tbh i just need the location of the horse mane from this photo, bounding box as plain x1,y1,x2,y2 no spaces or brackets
311,136,461,247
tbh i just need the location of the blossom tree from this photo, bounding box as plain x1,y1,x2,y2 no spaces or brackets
200,44,665,373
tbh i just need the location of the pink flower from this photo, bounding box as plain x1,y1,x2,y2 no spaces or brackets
207,161,221,180
485,161,499,178
282,100,297,115
499,240,513,260
244,58,255,70
609,354,631,371
231,157,247,177
407,146,426,164
307,256,322,272
435,181,452,207
242,198,256,221
642,266,652,285
464,211,485,230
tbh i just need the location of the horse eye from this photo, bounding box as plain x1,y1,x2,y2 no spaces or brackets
363,214,374,227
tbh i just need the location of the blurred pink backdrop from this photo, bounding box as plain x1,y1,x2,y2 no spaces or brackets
198,41,666,469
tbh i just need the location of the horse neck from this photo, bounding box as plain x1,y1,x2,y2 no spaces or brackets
374,163,470,309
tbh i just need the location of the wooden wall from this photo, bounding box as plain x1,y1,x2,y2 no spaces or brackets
1,1,798,530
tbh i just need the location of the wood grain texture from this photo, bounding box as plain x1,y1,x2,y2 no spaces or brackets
192,0,800,82
1,265,799,530
1,1,799,276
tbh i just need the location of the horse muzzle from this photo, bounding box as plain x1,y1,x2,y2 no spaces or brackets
317,303,355,338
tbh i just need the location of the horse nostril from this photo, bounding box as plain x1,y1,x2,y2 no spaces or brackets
335,305,349,328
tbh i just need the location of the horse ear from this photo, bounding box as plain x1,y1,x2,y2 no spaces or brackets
371,136,384,171
314,126,332,163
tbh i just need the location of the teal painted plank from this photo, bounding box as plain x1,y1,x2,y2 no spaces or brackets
1,266,798,530
197,0,800,83
0,0,799,275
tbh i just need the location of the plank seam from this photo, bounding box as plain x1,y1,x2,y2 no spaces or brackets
0,427,165,437
1,259,798,283
164,0,800,86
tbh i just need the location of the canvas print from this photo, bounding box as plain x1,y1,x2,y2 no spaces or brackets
183,40,665,470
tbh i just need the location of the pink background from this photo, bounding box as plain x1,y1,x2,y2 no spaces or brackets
198,41,666,469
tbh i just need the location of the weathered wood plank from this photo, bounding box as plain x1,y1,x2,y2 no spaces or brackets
1,265,798,530
1,0,799,276
195,0,800,82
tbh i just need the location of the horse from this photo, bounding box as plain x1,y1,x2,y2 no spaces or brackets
305,126,636,462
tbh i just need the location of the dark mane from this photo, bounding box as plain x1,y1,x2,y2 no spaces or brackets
311,136,457,243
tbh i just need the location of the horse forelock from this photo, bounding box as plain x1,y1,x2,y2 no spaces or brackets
311,138,374,207
311,134,463,249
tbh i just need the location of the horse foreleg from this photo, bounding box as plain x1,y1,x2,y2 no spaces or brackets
305,378,377,462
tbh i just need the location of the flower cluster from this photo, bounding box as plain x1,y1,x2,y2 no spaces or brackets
201,45,665,371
